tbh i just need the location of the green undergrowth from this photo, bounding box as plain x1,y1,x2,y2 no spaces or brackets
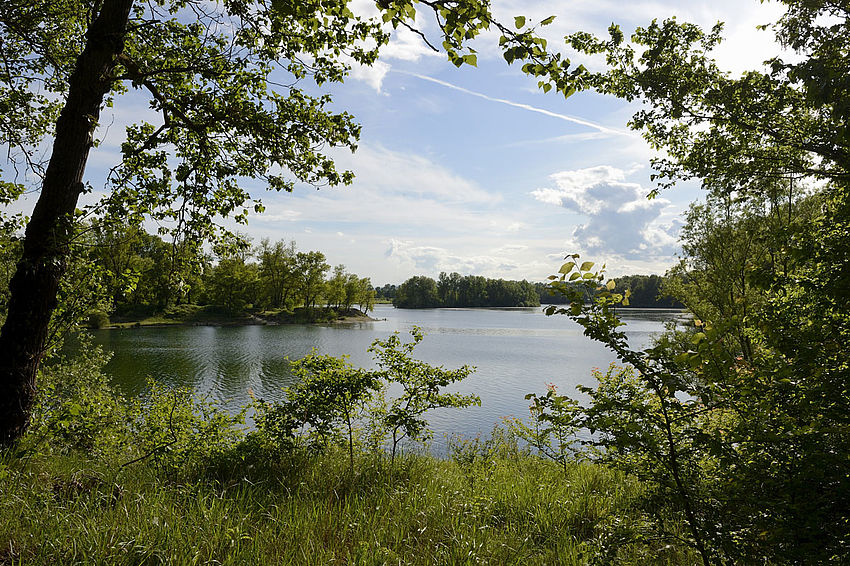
0,335,697,565
0,445,692,565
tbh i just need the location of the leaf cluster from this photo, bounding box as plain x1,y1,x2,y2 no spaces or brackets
253,327,479,467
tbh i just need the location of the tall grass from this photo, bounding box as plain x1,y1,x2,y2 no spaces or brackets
0,443,694,565
2,341,696,564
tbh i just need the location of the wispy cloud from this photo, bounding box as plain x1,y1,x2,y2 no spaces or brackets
398,71,632,136
503,131,613,147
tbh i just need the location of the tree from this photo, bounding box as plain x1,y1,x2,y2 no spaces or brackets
535,3,850,562
203,255,260,313
284,352,379,471
368,327,479,465
295,251,329,311
354,277,376,312
548,7,850,195
393,275,440,308
324,264,347,310
375,283,397,301
0,0,388,443
0,0,578,442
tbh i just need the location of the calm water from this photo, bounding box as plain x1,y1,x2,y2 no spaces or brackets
76,305,681,445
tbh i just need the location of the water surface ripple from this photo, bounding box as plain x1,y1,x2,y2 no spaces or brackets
77,305,680,443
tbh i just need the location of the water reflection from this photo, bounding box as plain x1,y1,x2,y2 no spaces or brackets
73,305,681,439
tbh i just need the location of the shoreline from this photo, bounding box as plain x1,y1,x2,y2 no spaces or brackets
100,307,378,330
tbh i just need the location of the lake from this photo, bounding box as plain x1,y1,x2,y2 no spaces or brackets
78,305,681,448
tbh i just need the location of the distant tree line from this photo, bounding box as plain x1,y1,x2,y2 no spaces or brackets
376,273,681,309
0,221,375,324
388,272,540,308
534,275,682,308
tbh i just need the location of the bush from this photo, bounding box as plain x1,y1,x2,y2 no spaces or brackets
129,381,245,479
85,310,110,329
26,335,126,455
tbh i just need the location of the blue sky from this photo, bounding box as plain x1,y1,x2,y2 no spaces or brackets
5,0,790,285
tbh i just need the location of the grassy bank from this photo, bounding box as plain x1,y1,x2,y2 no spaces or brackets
1,336,698,565
0,444,691,565
102,304,375,329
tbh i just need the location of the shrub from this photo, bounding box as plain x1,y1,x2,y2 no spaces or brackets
86,310,110,329
369,327,480,465
505,383,580,475
129,381,245,478
26,335,126,455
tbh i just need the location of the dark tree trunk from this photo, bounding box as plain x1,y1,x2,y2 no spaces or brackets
0,0,134,445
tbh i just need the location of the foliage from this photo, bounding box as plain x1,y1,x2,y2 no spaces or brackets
77,227,378,321
0,431,668,565
369,327,480,464
324,264,376,312
85,310,110,329
90,219,204,310
611,275,680,308
252,327,479,469
0,226,20,325
393,275,440,308
395,273,540,308
278,352,379,469
543,162,850,564
294,250,330,311
505,384,579,475
535,276,678,307
521,3,850,562
129,381,245,479
0,342,697,564
374,283,398,301
529,3,850,199
546,257,720,565
24,336,126,456
203,256,260,313
256,238,298,310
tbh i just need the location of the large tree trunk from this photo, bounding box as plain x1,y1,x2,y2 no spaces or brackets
0,0,134,445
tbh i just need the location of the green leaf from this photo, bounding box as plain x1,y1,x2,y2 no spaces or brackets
580,261,595,271
514,16,525,29
540,15,556,26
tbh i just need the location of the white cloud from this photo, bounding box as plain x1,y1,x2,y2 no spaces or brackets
348,59,391,93
259,208,301,222
531,165,681,260
247,143,515,242
382,27,444,63
385,239,518,275
343,2,441,91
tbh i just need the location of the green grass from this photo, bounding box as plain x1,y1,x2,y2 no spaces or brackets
0,445,693,565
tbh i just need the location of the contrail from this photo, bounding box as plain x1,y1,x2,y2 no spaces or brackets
397,71,632,137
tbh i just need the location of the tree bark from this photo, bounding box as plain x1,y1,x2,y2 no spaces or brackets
0,0,134,445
